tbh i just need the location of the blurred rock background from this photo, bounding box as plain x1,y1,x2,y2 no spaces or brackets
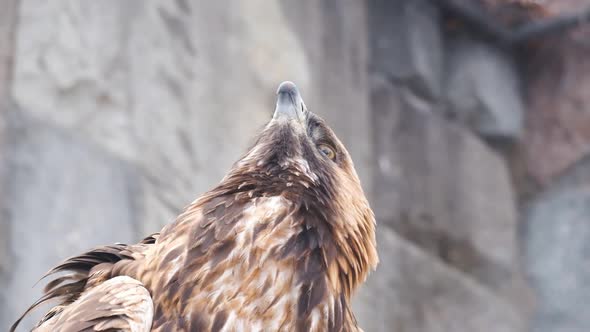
1,0,590,331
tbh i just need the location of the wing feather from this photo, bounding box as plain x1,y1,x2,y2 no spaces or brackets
33,276,153,332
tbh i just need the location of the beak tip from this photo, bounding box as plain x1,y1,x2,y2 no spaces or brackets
274,81,305,121
276,81,299,97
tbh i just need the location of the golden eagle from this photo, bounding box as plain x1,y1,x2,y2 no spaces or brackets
12,81,378,332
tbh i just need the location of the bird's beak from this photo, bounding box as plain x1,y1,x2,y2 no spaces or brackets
273,81,306,123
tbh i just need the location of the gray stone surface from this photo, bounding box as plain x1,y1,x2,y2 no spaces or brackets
12,0,306,234
369,76,532,317
445,38,524,140
524,155,590,332
0,115,139,328
0,0,17,94
369,0,443,100
12,0,372,234
0,0,19,324
353,227,526,332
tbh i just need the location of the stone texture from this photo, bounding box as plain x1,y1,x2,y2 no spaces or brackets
522,15,590,185
12,0,308,234
0,0,17,94
0,0,19,323
445,38,524,140
0,114,139,328
353,227,526,332
541,0,590,14
12,0,372,234
369,76,532,316
524,155,590,332
369,0,443,101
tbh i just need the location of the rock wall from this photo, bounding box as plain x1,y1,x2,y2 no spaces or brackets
352,1,532,331
524,157,590,332
0,0,18,325
1,0,589,331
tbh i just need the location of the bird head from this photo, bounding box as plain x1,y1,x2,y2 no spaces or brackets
234,81,364,195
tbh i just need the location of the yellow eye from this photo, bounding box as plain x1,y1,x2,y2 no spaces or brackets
318,144,336,160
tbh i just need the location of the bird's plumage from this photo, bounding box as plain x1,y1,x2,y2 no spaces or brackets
12,82,378,332
31,276,153,332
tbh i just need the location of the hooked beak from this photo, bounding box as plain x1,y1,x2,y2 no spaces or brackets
273,81,306,122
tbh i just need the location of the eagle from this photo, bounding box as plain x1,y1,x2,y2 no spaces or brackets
12,81,378,332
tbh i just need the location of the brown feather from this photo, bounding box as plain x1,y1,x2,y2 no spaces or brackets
13,87,377,332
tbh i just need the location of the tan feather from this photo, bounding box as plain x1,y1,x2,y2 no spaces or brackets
13,82,377,332
33,276,153,332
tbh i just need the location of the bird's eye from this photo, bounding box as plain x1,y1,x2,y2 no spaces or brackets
318,144,336,161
